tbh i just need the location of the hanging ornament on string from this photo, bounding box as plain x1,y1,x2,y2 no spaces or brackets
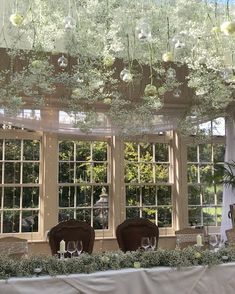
166,68,176,79
58,55,68,68
120,68,133,82
9,13,24,27
135,18,152,42
63,15,76,31
173,88,181,98
174,39,185,50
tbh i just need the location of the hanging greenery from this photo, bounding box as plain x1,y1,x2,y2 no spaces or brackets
1,0,235,134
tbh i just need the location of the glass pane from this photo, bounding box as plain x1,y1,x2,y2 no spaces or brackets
216,207,222,225
93,163,107,183
188,207,202,226
214,164,224,184
187,164,198,183
92,142,107,161
125,163,138,183
142,186,156,206
126,208,140,219
58,209,75,222
158,207,172,227
93,186,109,207
155,164,169,182
93,208,109,229
200,165,213,183
59,162,74,183
0,163,2,184
199,144,212,162
59,141,74,161
140,163,153,183
126,186,140,206
188,185,201,205
76,141,91,161
59,186,75,207
23,163,39,183
213,144,225,162
216,185,223,204
0,140,2,160
22,187,39,208
76,186,91,206
203,207,216,226
5,140,21,160
76,209,91,224
22,211,38,232
187,146,197,162
3,211,20,233
155,143,168,162
4,187,20,208
140,143,153,162
23,140,40,160
203,185,215,205
124,142,138,161
0,188,2,208
76,162,90,183
4,162,21,183
142,208,157,222
158,186,171,205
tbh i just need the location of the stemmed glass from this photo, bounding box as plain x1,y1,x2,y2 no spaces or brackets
149,237,157,251
209,234,218,252
141,237,150,251
67,241,77,258
76,240,83,256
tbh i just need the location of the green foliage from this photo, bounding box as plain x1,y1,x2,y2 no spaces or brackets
0,247,235,279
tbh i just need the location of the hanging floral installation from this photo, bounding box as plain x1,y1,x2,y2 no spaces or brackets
0,0,235,134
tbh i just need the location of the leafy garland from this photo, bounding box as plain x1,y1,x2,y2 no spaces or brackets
0,247,235,279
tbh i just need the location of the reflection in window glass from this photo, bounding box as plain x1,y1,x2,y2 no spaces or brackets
187,142,224,227
124,141,172,227
58,140,110,230
0,138,40,233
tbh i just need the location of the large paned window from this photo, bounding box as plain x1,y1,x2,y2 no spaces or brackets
58,140,110,230
124,141,172,227
0,138,40,233
187,143,225,227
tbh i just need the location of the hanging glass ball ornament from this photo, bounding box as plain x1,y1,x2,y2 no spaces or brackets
144,84,157,96
103,54,115,67
120,68,133,82
9,13,24,27
58,55,68,68
63,15,76,31
174,39,185,50
221,21,235,35
135,19,152,42
166,68,176,79
162,52,173,62
173,88,181,98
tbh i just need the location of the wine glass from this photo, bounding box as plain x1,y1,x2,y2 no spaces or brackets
149,236,157,251
141,237,150,251
76,240,83,256
67,241,76,258
209,234,218,251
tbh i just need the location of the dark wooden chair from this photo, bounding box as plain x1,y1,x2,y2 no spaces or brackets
48,219,95,255
226,228,235,246
116,218,159,252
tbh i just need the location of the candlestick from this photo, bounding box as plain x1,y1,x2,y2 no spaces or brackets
196,234,202,246
60,239,65,252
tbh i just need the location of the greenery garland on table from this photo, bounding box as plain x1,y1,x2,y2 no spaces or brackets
0,247,235,280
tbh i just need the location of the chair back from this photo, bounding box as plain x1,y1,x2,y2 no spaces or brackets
116,218,159,252
0,236,28,258
175,227,206,249
226,228,235,246
48,219,95,255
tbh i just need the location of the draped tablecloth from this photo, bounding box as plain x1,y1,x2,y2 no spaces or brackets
0,263,235,294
